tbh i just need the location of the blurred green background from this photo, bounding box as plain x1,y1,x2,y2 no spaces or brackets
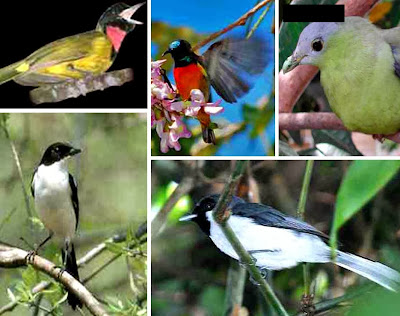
0,113,147,315
152,160,400,315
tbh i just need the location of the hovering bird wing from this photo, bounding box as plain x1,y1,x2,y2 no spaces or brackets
69,174,79,230
201,37,268,103
15,31,112,86
232,203,330,242
381,27,400,78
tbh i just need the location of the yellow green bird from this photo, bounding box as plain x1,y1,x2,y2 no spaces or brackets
283,17,400,136
0,2,144,86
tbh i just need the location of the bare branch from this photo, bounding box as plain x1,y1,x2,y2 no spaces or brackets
192,0,272,51
0,223,147,315
30,69,133,105
0,245,109,316
279,113,346,131
279,113,400,144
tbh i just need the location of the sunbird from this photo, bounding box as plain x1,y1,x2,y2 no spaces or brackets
0,2,144,87
282,17,400,136
163,37,267,143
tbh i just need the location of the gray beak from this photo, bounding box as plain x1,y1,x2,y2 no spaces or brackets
282,54,305,74
69,148,81,156
179,214,198,222
119,2,145,25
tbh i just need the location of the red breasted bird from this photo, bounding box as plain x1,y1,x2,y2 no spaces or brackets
162,37,267,143
0,2,144,86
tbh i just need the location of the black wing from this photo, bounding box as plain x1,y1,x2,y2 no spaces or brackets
69,174,79,230
30,167,38,197
201,37,268,103
232,203,330,242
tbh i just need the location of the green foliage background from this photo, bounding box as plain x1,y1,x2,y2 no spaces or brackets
152,160,400,315
0,113,147,315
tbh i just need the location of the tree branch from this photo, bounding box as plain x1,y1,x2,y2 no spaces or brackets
0,245,108,316
296,161,314,298
0,223,147,315
279,113,346,131
152,164,196,237
192,0,272,51
29,68,133,105
0,115,32,218
279,112,400,144
279,0,380,113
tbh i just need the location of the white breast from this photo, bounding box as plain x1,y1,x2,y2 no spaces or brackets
206,212,330,270
33,160,76,241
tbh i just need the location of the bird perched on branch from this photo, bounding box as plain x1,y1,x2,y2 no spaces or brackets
163,37,267,144
282,17,400,136
0,2,144,87
31,143,82,309
181,195,400,292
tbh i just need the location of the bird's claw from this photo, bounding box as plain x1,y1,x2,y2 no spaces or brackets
52,265,66,279
25,250,37,264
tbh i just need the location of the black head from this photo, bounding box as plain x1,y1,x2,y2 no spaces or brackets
39,142,81,166
180,194,245,235
162,40,194,63
97,2,144,34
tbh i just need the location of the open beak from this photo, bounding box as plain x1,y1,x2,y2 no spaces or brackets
282,54,306,74
119,2,145,25
179,214,198,222
69,147,81,156
162,49,171,57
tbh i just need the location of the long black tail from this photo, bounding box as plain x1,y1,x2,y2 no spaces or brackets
62,243,82,309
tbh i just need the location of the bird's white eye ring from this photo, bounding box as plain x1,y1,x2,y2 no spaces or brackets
311,38,324,52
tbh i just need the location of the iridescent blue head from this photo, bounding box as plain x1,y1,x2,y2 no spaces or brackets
162,39,193,62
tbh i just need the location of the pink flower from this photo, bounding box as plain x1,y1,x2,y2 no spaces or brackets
151,60,224,153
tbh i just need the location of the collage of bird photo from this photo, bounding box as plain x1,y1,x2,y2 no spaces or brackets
1,0,400,316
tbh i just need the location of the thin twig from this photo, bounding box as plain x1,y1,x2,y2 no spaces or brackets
0,116,32,218
246,1,272,39
213,161,289,316
192,0,272,51
296,161,314,297
152,164,196,237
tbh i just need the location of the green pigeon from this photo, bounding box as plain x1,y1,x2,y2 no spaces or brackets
282,17,400,135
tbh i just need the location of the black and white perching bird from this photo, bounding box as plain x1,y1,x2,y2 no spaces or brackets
31,142,82,309
180,194,400,292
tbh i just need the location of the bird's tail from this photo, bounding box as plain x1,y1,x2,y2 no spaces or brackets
336,250,400,292
62,243,82,309
0,60,28,85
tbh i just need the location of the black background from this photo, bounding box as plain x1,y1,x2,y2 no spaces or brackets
0,0,147,108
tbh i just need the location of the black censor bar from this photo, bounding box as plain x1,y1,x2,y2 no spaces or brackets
282,5,345,22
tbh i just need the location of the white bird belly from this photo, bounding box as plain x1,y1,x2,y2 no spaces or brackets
33,163,76,240
207,212,330,270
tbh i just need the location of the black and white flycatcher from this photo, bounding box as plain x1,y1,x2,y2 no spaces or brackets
31,142,82,309
180,194,400,292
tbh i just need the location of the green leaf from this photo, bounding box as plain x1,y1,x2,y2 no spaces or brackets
330,161,400,250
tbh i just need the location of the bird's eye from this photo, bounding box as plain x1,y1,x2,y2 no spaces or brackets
311,39,324,52
54,147,60,152
204,202,214,211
